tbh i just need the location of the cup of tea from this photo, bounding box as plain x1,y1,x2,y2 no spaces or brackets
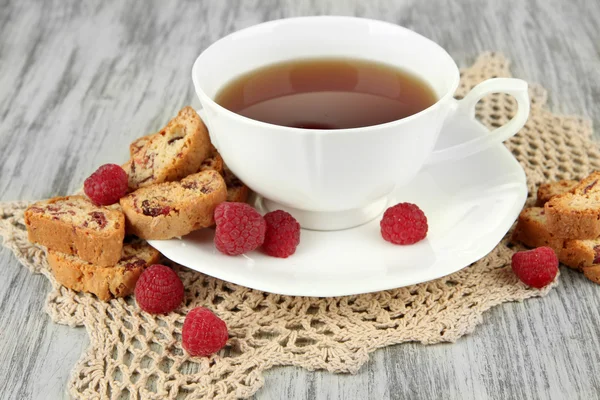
192,16,529,231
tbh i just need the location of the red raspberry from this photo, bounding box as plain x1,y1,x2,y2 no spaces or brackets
134,264,184,314
214,202,266,256
380,202,428,245
182,307,228,357
511,247,558,288
262,210,301,258
84,164,129,205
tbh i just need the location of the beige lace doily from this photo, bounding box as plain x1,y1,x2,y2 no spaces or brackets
1,53,598,399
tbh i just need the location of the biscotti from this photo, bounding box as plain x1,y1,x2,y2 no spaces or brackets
132,134,223,177
545,171,600,238
48,239,160,301
224,167,249,203
511,207,600,271
512,207,565,253
129,133,153,156
120,170,227,239
198,146,224,175
24,196,125,266
126,106,211,190
561,239,600,271
535,180,578,206
583,265,600,284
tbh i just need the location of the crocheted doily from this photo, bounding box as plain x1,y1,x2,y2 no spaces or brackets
1,52,597,399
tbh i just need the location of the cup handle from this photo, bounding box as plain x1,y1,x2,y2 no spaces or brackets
426,78,530,165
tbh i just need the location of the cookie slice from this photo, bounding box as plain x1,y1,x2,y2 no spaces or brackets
120,170,227,239
583,265,600,284
198,146,224,175
129,133,154,156
512,206,600,271
126,106,211,190
223,166,250,203
535,180,578,206
132,133,223,176
561,239,600,271
25,196,125,266
545,171,600,239
512,207,565,253
48,239,160,301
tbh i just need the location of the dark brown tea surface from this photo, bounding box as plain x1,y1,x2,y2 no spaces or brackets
214,58,438,129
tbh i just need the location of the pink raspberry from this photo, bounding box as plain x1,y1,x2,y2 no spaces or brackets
214,202,266,256
262,210,301,258
511,247,558,288
182,307,228,357
134,264,184,314
84,164,129,205
380,202,428,245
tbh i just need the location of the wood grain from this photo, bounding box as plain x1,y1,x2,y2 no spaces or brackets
1,0,600,399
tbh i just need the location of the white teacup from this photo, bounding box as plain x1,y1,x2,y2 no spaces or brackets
192,16,529,231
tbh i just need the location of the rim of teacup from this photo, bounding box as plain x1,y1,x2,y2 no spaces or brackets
191,16,460,134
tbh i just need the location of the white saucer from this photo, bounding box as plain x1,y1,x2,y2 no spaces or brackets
148,114,527,297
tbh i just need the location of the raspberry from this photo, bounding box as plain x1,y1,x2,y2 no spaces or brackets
380,202,428,245
182,307,228,357
134,264,184,314
511,247,558,288
262,210,301,258
214,202,266,256
84,164,129,205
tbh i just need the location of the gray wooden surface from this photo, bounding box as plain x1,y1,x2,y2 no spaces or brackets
1,0,600,399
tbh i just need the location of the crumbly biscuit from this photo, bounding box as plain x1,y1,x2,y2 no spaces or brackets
560,239,600,271
126,106,211,190
545,171,600,239
223,166,249,203
512,207,600,271
583,265,600,284
535,180,578,206
48,239,160,301
119,170,227,239
132,134,223,176
129,134,154,156
25,196,125,266
198,146,224,175
512,207,565,252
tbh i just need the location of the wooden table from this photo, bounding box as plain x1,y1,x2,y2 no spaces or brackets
2,1,600,398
